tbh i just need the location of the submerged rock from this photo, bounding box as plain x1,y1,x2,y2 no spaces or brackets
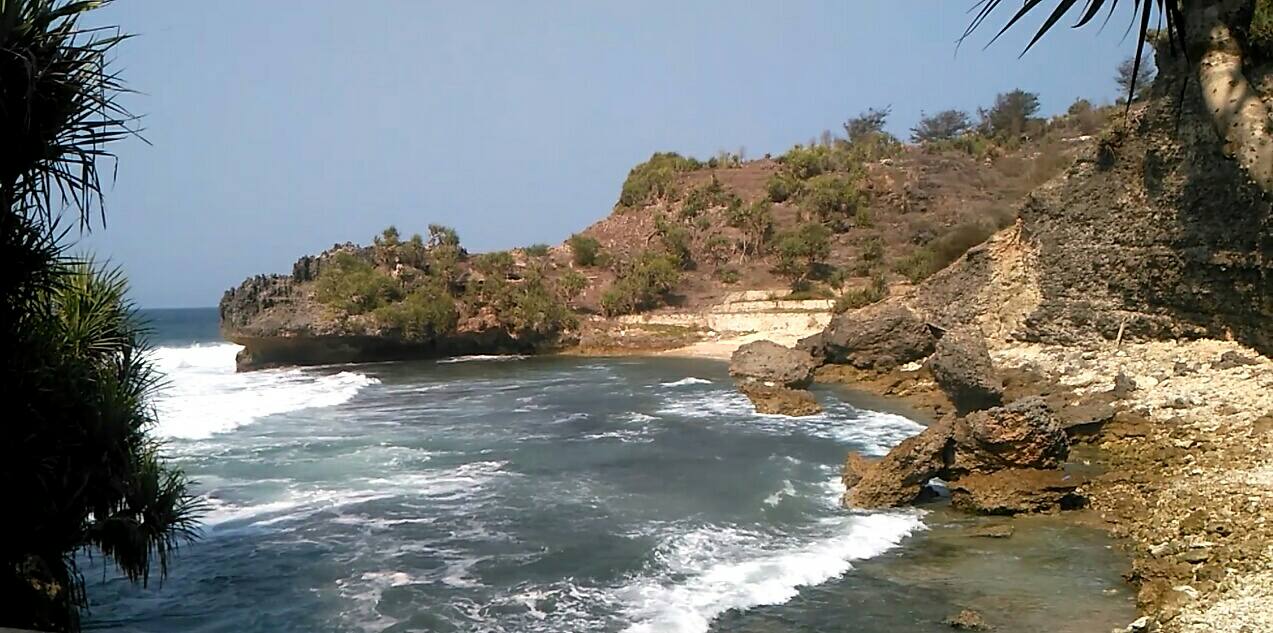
948,469,1086,515
804,303,937,370
738,384,822,417
943,609,989,630
928,329,1004,415
729,340,817,389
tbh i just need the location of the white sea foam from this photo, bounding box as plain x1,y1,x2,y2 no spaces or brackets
762,480,797,507
615,511,922,633
437,354,528,363
148,343,377,439
661,377,713,387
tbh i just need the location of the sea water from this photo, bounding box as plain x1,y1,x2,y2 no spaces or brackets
82,308,1135,632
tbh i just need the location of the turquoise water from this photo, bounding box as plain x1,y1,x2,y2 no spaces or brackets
82,308,1135,632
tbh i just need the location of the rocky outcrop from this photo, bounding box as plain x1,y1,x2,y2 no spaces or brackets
801,303,937,370
738,384,822,417
928,329,1003,415
729,340,817,388
220,245,566,371
845,397,1073,513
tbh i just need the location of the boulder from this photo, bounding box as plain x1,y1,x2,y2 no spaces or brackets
928,329,1003,414
948,468,1086,515
805,303,937,370
729,340,817,389
949,397,1069,475
845,418,954,507
738,384,822,417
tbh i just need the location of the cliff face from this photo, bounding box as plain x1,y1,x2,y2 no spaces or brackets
875,50,1272,355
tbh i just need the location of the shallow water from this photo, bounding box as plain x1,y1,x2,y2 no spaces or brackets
82,308,1136,632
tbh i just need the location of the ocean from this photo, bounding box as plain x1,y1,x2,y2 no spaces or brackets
82,308,1136,632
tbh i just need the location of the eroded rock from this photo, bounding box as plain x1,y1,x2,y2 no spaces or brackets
949,397,1069,476
928,329,1003,414
738,384,822,417
948,468,1086,515
729,340,817,389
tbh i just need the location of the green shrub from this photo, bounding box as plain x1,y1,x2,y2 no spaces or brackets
715,266,740,284
558,269,589,301
373,285,457,340
801,174,866,229
1252,0,1273,57
523,243,551,257
374,225,401,248
778,144,837,179
774,223,831,285
618,152,701,208
427,224,461,249
600,251,681,316
704,234,732,264
786,286,835,300
568,233,603,267
505,276,577,335
894,221,998,283
654,214,693,269
860,235,885,263
924,134,996,160
473,251,515,278
680,176,729,219
315,252,401,314
834,274,888,312
766,171,801,202
727,199,774,257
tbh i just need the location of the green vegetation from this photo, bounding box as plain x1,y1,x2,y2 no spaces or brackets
834,274,888,312
473,250,515,278
715,266,741,284
374,284,458,340
567,233,603,267
427,223,461,249
618,152,702,208
801,174,867,230
523,243,552,257
978,89,1042,139
911,109,973,142
1253,0,1273,58
654,214,693,269
558,269,589,302
774,223,831,286
600,251,681,316
766,171,800,202
1,3,200,630
727,199,774,258
1115,55,1155,102
679,176,735,219
895,221,1001,283
315,252,402,313
841,107,903,162
923,133,996,160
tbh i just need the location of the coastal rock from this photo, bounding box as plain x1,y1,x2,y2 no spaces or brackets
729,340,817,389
846,398,1071,511
805,303,937,370
928,329,1004,415
738,384,822,417
949,397,1069,475
948,469,1086,515
966,523,1015,538
841,451,876,490
845,418,954,507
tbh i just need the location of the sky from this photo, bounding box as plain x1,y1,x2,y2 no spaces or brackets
79,1,1141,308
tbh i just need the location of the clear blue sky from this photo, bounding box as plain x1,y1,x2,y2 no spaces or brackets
81,1,1139,308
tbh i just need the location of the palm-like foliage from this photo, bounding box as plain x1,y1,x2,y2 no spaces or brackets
0,1,199,631
961,1,1184,106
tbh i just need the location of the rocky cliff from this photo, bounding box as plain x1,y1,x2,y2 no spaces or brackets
817,45,1271,356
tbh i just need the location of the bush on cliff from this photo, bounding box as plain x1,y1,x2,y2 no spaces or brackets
801,174,867,230
373,285,458,340
315,252,401,314
617,152,702,208
600,251,681,316
727,199,774,258
774,223,831,287
568,233,603,267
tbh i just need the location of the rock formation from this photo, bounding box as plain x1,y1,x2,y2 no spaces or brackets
845,398,1076,513
729,340,822,416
